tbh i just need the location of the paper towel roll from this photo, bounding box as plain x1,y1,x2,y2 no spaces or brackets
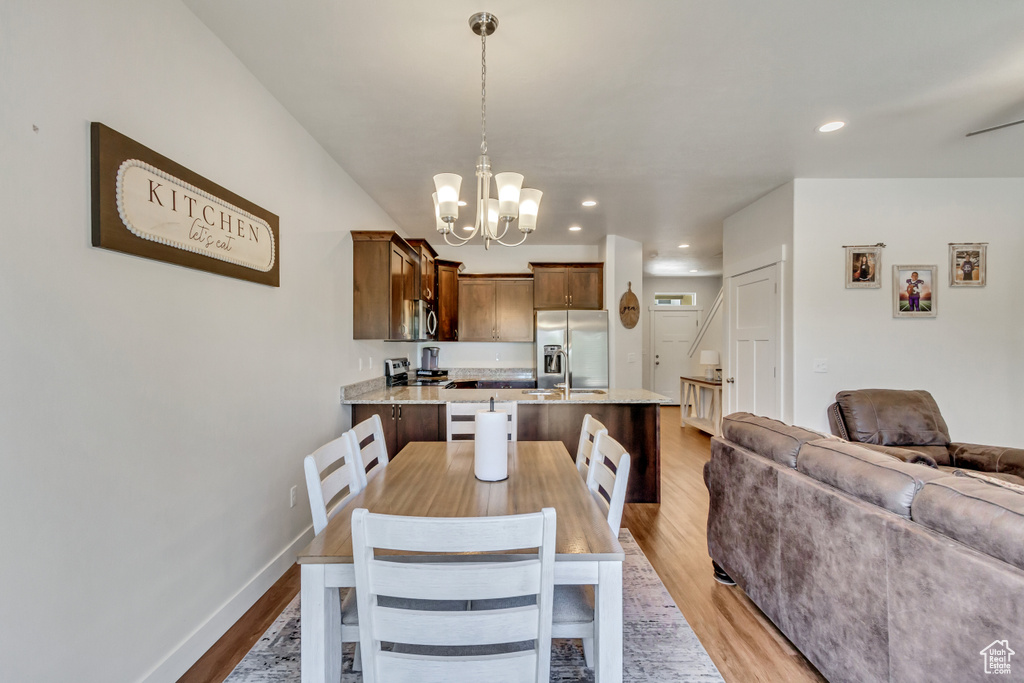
474,409,508,481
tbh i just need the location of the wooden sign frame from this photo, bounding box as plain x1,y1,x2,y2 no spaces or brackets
619,282,640,329
91,122,280,286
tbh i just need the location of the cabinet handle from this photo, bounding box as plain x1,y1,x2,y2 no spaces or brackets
569,294,573,305
564,294,568,304
398,405,402,420
391,405,396,418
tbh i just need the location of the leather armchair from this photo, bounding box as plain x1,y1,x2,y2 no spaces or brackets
827,389,1024,484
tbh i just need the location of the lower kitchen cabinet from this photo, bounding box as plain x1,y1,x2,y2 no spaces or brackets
351,403,444,459
517,403,660,503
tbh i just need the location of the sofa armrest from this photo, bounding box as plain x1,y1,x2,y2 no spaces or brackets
950,442,1024,479
827,402,849,440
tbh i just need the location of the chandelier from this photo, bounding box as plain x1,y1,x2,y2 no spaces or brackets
432,12,542,249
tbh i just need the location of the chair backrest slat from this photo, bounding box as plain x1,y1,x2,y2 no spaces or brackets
373,604,540,645
575,414,608,479
446,402,518,442
370,560,541,601
586,431,631,535
349,414,389,486
303,432,363,535
353,507,556,683
376,650,537,683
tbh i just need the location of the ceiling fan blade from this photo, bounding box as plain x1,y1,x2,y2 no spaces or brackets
965,118,1024,137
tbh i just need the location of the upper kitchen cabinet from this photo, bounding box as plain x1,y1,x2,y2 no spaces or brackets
352,231,417,340
435,258,461,341
529,263,604,310
458,275,534,342
405,238,437,303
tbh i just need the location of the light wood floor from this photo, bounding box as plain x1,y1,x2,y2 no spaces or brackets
179,406,825,683
621,407,825,683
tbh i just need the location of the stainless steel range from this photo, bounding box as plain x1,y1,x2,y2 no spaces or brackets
384,357,451,387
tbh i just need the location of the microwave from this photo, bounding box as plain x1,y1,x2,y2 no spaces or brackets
414,300,437,341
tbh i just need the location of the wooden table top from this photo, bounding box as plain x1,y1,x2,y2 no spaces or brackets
681,375,722,387
298,441,624,564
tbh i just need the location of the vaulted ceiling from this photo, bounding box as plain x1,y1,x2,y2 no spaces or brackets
183,1,1024,275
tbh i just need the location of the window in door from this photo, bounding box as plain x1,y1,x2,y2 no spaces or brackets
654,292,696,306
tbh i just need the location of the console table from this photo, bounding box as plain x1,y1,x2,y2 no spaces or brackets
680,376,723,436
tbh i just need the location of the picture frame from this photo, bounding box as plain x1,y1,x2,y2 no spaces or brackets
845,246,882,289
893,265,937,318
949,243,986,287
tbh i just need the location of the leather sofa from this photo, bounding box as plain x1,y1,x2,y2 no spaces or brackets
827,388,1024,485
705,412,1024,683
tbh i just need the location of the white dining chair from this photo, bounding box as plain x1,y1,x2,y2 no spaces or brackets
303,432,366,669
351,507,557,683
575,413,608,480
552,430,631,666
446,401,518,442
347,413,390,488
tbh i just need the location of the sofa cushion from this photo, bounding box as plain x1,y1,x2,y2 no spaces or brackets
722,413,823,468
797,439,947,518
836,389,951,455
911,476,1024,572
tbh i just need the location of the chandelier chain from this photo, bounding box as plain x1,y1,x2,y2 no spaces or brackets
480,28,487,155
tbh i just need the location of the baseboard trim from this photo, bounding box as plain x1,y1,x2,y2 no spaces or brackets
137,525,316,683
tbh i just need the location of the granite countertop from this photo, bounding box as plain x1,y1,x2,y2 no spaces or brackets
342,386,668,405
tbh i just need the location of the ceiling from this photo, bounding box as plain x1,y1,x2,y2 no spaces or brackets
183,1,1024,276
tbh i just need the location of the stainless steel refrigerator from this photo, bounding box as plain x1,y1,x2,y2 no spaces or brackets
535,310,609,389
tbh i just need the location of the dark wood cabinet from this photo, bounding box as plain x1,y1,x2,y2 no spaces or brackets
495,279,534,341
436,259,461,341
353,231,418,340
352,403,444,459
406,238,438,303
458,276,534,342
517,402,660,503
529,263,604,310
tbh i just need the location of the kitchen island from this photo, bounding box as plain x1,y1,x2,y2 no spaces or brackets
343,386,667,503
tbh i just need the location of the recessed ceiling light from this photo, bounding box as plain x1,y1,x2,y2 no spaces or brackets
569,226,582,232
581,200,597,207
462,225,473,231
677,243,690,249
458,200,467,206
817,121,845,133
689,269,699,273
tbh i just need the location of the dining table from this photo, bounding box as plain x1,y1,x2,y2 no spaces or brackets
297,439,625,683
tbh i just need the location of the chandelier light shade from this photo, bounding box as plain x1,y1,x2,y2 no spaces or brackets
432,12,542,249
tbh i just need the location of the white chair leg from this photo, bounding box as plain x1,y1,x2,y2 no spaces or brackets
582,637,594,668
352,642,362,672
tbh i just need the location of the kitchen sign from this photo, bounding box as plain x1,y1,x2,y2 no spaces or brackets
91,123,280,286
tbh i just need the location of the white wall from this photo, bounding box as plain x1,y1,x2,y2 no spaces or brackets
602,235,644,389
792,179,1024,445
0,2,412,681
722,182,794,420
641,275,722,389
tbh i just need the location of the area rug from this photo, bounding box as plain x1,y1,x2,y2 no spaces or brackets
225,530,724,682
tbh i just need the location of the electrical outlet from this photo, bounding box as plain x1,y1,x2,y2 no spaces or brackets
358,357,363,371
369,356,374,370
813,358,828,373
289,485,298,508
496,351,500,362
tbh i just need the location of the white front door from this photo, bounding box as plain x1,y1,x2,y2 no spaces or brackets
652,309,697,404
728,264,778,417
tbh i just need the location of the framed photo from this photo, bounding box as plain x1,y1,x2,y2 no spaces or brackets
893,265,937,318
845,246,882,289
949,243,986,287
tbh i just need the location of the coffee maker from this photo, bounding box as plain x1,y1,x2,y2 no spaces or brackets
421,346,441,372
